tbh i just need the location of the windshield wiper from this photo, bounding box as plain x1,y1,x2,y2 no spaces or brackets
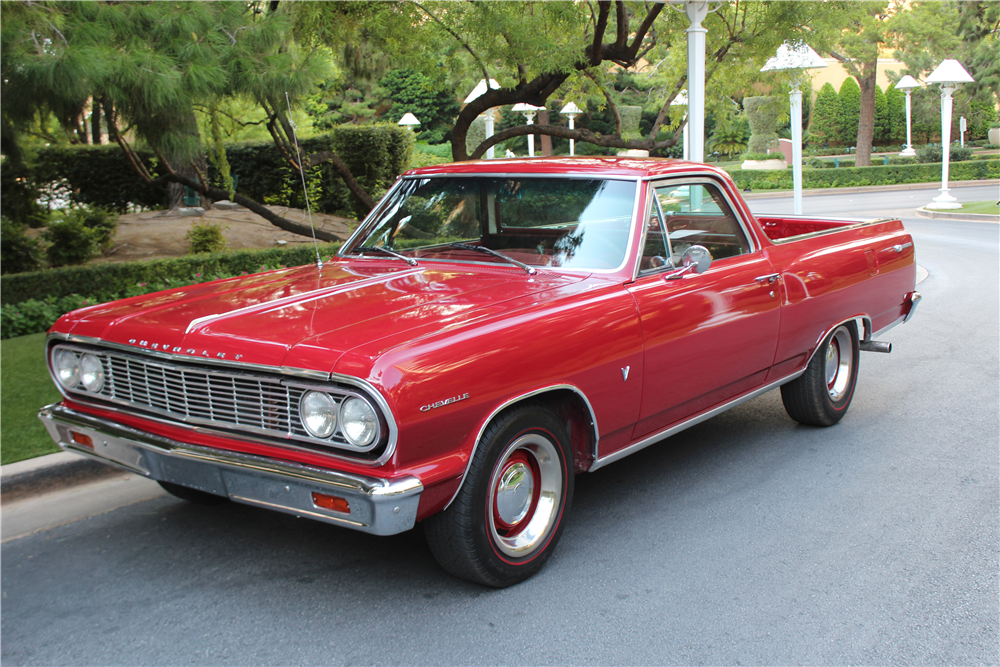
355,245,418,266
447,243,537,275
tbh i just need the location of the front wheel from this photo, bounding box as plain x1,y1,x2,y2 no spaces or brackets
781,322,860,426
424,405,573,587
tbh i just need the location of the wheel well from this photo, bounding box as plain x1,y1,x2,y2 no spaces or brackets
520,390,596,473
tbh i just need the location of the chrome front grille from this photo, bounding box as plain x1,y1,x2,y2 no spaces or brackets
51,344,380,454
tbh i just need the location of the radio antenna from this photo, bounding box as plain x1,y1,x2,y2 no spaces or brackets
285,92,323,272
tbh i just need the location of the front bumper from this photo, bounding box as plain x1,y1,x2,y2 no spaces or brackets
38,404,422,536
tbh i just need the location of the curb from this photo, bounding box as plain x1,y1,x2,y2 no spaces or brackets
1,451,125,504
915,207,1000,222
739,180,995,199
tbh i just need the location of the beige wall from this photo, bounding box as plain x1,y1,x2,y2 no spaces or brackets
807,57,907,98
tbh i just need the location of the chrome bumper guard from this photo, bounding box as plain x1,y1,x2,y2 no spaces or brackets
38,404,422,536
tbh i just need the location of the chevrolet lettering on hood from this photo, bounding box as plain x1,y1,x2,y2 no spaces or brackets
38,157,921,588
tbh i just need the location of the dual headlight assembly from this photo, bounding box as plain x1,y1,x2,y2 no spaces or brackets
52,348,382,452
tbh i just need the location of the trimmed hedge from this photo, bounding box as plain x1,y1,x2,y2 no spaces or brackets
1,243,342,306
726,159,1000,191
32,144,168,212
22,125,414,222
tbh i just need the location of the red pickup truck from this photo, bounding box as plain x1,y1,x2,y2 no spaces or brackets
39,158,920,587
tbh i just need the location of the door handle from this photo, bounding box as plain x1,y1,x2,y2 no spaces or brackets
754,273,779,284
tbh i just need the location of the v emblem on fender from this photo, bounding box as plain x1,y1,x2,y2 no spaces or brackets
621,366,630,381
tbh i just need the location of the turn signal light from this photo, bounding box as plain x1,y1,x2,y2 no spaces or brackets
70,431,94,449
312,492,349,513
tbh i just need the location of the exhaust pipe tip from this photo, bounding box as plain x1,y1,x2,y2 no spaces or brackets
860,340,892,353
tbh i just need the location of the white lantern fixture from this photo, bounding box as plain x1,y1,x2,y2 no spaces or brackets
894,75,921,157
924,59,974,209
560,102,582,156
512,103,545,157
761,42,828,215
397,113,420,132
464,79,501,159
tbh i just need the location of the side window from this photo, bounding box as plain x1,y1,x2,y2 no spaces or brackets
639,197,671,272
654,183,750,262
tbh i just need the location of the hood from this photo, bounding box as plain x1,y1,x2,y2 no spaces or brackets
58,259,585,374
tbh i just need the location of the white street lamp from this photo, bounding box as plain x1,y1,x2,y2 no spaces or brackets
761,42,827,215
397,113,420,132
464,79,501,159
668,1,720,163
560,102,582,156
512,103,545,157
924,59,974,209
894,75,921,157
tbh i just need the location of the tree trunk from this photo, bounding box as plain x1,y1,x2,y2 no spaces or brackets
855,66,877,167
90,97,102,145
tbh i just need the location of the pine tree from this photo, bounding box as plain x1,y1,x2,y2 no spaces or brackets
885,84,907,147
873,84,891,146
808,83,842,147
838,77,862,149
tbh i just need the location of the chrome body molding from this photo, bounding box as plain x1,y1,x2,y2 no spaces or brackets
443,384,600,510
47,333,332,380
591,371,805,471
38,404,422,536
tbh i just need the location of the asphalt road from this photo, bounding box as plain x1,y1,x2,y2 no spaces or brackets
2,185,997,666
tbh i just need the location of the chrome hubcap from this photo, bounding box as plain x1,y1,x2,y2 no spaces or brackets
488,434,562,558
495,461,534,526
825,327,854,402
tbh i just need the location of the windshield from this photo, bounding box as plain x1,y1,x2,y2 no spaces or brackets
344,176,637,271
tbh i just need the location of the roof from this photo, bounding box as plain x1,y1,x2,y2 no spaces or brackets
404,157,728,179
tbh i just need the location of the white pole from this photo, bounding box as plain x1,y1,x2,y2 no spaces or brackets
484,110,496,159
527,114,535,157
687,21,706,162
790,86,804,215
901,90,915,157
569,116,575,156
930,85,960,208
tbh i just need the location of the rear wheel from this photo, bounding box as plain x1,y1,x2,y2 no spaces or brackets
157,481,229,506
781,322,860,426
424,405,573,587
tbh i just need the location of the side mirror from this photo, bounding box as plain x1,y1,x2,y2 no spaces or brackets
665,245,713,280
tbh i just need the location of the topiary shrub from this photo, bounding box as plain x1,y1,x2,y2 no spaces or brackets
64,207,119,253
40,218,100,267
1,217,44,274
185,221,228,254
916,144,973,163
743,96,783,155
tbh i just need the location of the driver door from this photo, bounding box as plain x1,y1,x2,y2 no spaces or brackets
626,179,781,440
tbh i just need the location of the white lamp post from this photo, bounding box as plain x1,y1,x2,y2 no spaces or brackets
512,103,544,157
761,42,827,215
397,113,420,132
924,59,974,209
894,75,920,157
560,102,582,156
464,79,501,159
673,90,689,160
668,1,720,163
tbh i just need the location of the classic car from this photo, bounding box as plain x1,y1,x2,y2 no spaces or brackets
39,157,920,587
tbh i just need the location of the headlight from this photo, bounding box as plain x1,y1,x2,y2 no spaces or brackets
80,353,105,393
300,391,337,439
340,397,378,447
55,350,81,389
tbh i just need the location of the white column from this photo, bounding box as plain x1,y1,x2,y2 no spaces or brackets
930,86,959,208
526,114,535,157
790,86,804,215
568,116,575,156
686,20,707,162
901,91,915,157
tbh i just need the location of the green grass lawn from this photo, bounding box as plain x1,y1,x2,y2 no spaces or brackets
1,332,62,465
960,200,1000,215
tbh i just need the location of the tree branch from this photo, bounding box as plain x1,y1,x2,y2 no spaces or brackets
469,123,678,160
